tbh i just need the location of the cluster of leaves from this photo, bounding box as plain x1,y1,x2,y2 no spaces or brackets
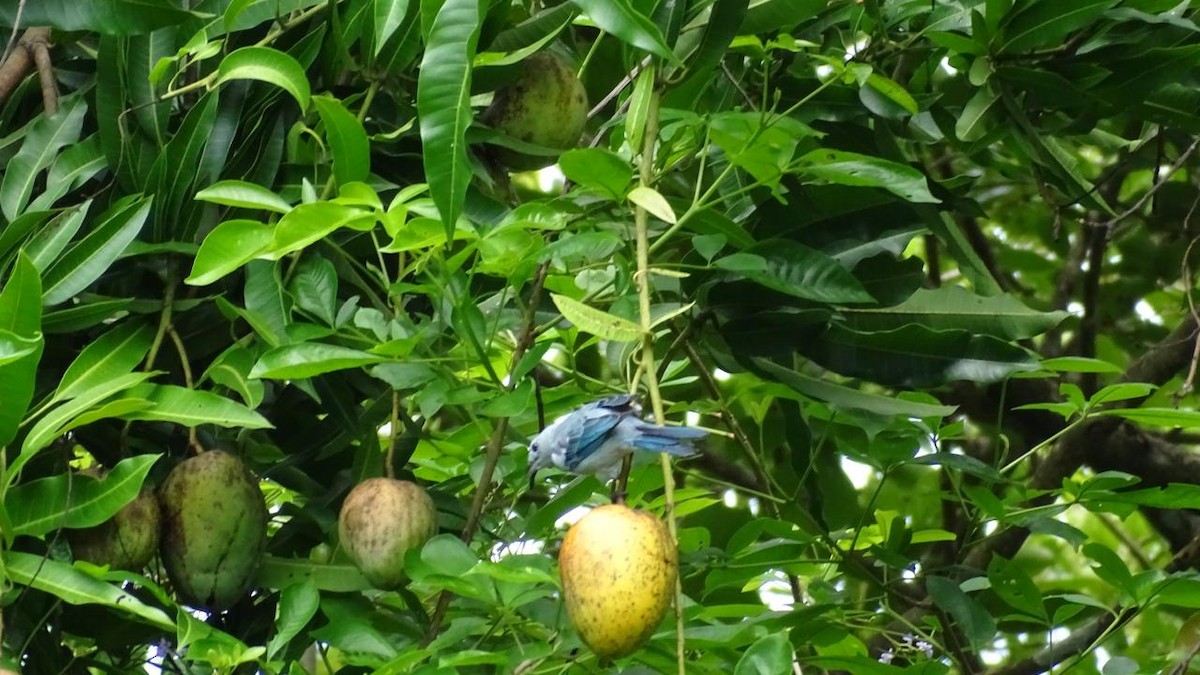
4,0,1200,673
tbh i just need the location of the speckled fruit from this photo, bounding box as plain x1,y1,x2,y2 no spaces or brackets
158,450,267,610
484,51,588,171
559,504,678,660
69,488,160,571
338,478,437,589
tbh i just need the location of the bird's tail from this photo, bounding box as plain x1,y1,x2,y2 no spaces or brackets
628,421,707,457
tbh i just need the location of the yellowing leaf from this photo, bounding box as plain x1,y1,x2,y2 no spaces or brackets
627,186,677,224
551,294,643,342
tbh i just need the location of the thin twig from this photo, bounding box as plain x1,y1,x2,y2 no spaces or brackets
1104,137,1200,237
422,262,550,645
165,324,203,455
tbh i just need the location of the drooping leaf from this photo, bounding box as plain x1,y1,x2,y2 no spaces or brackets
314,95,371,186
53,321,155,403
41,195,152,305
216,46,312,110
569,0,679,63
417,0,483,242
5,551,174,631
839,286,1068,339
1,95,87,220
751,358,957,419
926,575,996,650
7,454,161,538
119,384,273,429
0,253,44,448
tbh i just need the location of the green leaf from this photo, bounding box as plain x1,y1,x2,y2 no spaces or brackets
289,256,338,326
257,556,373,592
558,148,633,199
120,384,273,429
417,0,482,242
0,330,39,366
675,0,748,95
7,454,160,538
957,86,1000,142
569,0,680,64
710,112,816,188
266,579,320,659
251,343,388,379
797,149,939,204
28,136,108,212
999,0,1117,53
42,195,152,305
0,253,44,448
148,91,219,241
551,293,643,342
840,287,1068,339
987,555,1048,621
369,362,439,390
480,378,534,417
864,73,918,115
195,180,293,214
18,371,155,474
734,633,794,675
738,0,824,34
186,219,273,286
314,95,371,186
715,241,874,304
908,452,1002,482
270,202,374,259
1040,357,1122,374
628,186,677,224
24,202,92,272
1,96,87,220
54,321,155,403
926,576,995,650
5,551,174,631
751,358,957,419
216,46,311,111
1098,408,1200,429
374,0,412,56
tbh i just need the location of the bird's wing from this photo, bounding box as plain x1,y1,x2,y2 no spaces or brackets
562,406,626,469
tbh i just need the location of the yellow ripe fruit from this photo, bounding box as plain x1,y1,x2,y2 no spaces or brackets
558,504,678,660
338,478,438,589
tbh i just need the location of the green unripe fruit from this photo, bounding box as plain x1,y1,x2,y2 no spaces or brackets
69,488,161,571
484,52,588,171
338,478,437,589
158,450,267,610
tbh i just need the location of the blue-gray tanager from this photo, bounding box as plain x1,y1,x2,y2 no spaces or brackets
527,394,707,485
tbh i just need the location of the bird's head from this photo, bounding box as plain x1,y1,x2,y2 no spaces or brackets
527,438,546,489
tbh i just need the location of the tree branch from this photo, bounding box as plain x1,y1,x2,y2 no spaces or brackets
0,27,49,109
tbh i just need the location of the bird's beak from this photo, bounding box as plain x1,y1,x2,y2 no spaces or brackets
528,469,538,490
